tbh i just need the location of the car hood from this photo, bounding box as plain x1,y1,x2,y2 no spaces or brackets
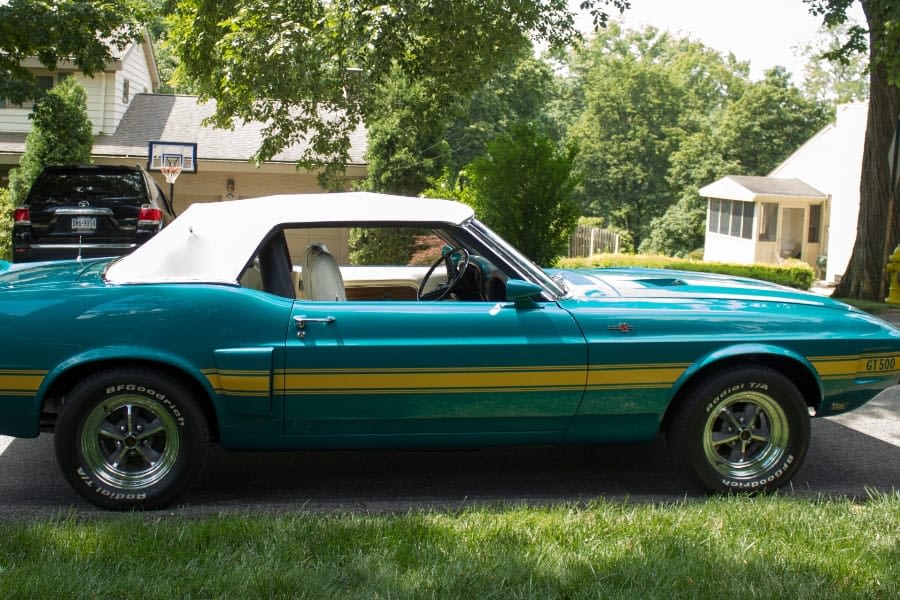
554,267,852,311
0,258,110,290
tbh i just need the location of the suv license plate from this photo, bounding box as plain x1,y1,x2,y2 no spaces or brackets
71,216,97,231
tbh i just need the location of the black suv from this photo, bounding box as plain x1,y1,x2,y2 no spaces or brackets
12,165,175,263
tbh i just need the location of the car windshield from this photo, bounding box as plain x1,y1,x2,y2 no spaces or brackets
467,219,567,299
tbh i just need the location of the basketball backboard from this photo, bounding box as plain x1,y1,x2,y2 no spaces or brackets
147,141,198,173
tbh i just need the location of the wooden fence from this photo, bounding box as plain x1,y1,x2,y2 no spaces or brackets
568,225,621,257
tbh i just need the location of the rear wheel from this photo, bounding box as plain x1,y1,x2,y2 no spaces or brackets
667,366,810,493
54,368,209,509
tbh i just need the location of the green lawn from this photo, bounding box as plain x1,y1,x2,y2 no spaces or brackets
1,494,897,598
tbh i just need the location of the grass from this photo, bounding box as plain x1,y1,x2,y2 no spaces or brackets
0,494,897,598
839,298,898,314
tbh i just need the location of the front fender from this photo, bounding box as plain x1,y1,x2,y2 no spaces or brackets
669,342,824,404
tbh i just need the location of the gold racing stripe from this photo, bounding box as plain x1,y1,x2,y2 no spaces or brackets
201,352,897,399
0,370,47,395
586,363,690,390
203,369,270,397
280,367,585,394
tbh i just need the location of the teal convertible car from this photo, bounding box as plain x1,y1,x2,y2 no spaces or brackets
1,193,898,509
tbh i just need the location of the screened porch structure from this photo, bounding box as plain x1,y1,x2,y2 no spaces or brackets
699,176,829,272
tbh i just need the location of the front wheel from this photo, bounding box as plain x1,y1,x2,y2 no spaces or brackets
667,366,810,493
54,368,209,509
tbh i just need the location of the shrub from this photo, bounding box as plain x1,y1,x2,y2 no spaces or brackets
0,187,12,261
465,123,579,266
557,253,815,290
8,77,93,203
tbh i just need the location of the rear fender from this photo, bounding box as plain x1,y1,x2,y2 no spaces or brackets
37,346,221,430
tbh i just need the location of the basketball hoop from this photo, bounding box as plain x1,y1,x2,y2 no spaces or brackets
160,164,182,185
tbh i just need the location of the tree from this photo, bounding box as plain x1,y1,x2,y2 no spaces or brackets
718,68,832,175
8,78,94,203
167,0,627,185
643,68,829,257
0,0,149,104
463,123,579,266
803,0,900,300
443,52,563,176
363,68,455,196
565,26,733,250
643,132,741,256
800,21,869,105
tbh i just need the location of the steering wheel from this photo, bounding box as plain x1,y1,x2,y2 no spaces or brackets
417,247,471,301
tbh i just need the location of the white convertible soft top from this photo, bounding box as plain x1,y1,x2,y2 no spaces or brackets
105,192,474,285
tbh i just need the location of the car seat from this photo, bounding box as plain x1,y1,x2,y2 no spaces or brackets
303,243,347,301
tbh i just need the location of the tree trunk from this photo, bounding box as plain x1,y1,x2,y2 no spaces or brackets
833,3,900,300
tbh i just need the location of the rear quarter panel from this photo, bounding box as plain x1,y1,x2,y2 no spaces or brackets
0,281,293,438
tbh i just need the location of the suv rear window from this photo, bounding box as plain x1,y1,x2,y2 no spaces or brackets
27,171,146,209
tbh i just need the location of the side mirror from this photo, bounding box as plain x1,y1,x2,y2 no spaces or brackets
505,279,543,309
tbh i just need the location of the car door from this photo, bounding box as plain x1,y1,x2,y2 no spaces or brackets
282,298,587,446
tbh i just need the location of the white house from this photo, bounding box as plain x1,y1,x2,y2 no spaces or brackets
701,102,868,282
0,32,159,136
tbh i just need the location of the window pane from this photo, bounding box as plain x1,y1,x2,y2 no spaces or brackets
730,201,742,237
741,202,755,239
759,203,778,241
709,199,720,233
808,204,821,243
719,200,731,234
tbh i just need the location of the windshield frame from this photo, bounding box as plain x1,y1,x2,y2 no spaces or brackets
466,219,567,299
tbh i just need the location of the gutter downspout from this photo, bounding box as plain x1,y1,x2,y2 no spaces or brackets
97,72,107,135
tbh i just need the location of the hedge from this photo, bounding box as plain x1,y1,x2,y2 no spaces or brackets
557,254,815,290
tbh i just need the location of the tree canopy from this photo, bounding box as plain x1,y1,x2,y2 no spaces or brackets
0,0,148,105
167,0,626,184
563,26,828,254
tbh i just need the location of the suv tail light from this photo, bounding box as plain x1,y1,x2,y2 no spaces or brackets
137,204,163,227
14,206,31,225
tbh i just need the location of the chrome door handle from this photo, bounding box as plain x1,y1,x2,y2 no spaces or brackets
294,315,336,338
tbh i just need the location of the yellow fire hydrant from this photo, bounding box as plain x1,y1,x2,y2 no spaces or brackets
886,245,900,305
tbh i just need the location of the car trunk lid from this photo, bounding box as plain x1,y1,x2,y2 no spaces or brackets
0,259,109,290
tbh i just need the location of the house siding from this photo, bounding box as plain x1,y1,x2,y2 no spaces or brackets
769,102,867,282
110,43,155,133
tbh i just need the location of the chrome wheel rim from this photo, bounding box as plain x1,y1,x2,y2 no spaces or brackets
703,391,789,480
80,395,180,490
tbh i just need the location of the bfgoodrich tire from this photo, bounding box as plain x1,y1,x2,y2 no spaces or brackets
54,368,209,509
667,366,810,493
